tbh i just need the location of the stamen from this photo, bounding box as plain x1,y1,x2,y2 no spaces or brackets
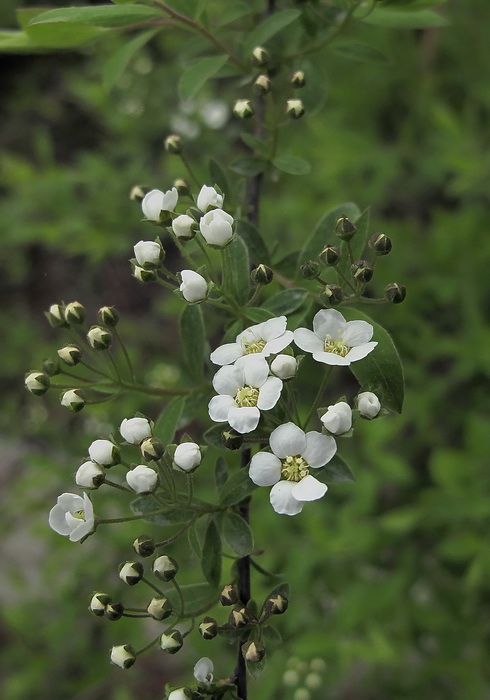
324,332,349,356
281,455,310,482
243,339,266,354
235,385,259,407
72,509,86,521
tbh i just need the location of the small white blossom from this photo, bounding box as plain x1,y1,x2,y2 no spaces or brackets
110,644,136,669
141,188,178,220
210,316,294,366
294,309,377,366
270,354,297,380
75,461,105,489
249,422,336,515
134,240,163,268
119,416,152,444
173,442,201,472
126,465,158,494
197,185,223,212
208,355,282,434
357,391,381,419
320,401,352,435
179,270,208,303
168,690,189,700
199,209,234,247
172,214,195,239
88,439,118,466
48,492,95,542
194,657,214,685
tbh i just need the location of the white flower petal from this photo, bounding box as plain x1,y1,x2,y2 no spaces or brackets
312,309,347,340
342,320,374,346
212,364,243,396
263,331,294,356
69,518,95,542
269,422,306,459
261,316,287,341
227,406,260,434
141,189,164,220
210,342,243,366
194,657,214,685
319,402,352,436
311,351,351,366
293,328,324,353
345,342,377,362
249,452,282,486
357,391,381,418
238,355,269,388
291,475,328,502
270,481,304,515
48,504,73,535
256,376,282,410
208,394,236,422
303,432,337,467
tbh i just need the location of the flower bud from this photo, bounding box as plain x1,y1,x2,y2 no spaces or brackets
168,688,192,700
133,534,156,558
164,134,182,154
57,344,82,367
65,301,86,325
357,391,381,419
369,231,392,255
199,616,219,640
335,216,357,241
89,592,111,616
142,188,178,221
254,74,272,95
264,592,289,615
110,644,136,669
153,554,179,582
172,214,197,240
321,401,352,435
160,629,184,654
88,439,120,467
134,240,165,269
351,260,373,283
126,465,158,494
319,244,342,266
300,260,321,280
220,584,239,607
120,416,152,444
242,641,266,663
140,437,165,461
286,99,305,119
290,70,306,88
133,265,158,283
385,282,406,304
25,371,50,396
105,602,125,621
98,306,119,327
173,178,191,197
42,357,60,376
45,303,66,328
251,46,270,66
61,389,85,412
319,284,343,307
130,185,149,202
270,354,297,380
179,270,208,303
75,461,105,489
233,99,254,119
228,606,250,628
199,209,234,248
173,442,202,472
250,264,274,285
119,561,144,586
147,595,173,621
197,185,223,212
221,428,243,450
87,326,112,351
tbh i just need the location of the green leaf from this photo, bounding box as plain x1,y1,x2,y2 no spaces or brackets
131,497,191,525
201,519,222,586
298,202,360,267
188,522,202,559
316,454,355,484
246,656,266,680
178,55,228,101
243,307,275,323
222,511,254,557
165,582,217,612
22,22,104,49
215,457,229,489
229,157,266,177
218,1,254,26
332,41,391,64
29,5,163,28
342,308,404,413
274,251,298,278
220,468,257,507
0,30,39,52
103,29,158,92
240,132,269,155
203,424,225,448
262,625,282,647
263,288,309,316
223,235,250,306
236,220,270,266
243,9,301,55
358,7,449,28
209,159,231,202
272,155,311,176
154,395,186,444
180,304,205,382
297,60,328,115
265,581,290,598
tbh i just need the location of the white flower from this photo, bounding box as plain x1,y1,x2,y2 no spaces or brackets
110,644,136,669
210,316,294,366
320,401,352,435
119,416,152,444
194,657,214,685
168,690,189,700
179,270,208,303
134,240,163,268
208,355,282,434
48,492,95,542
126,465,158,494
249,422,336,515
88,439,118,466
294,309,377,366
357,391,381,419
173,442,201,472
197,185,223,212
172,214,196,239
270,354,297,380
199,209,234,247
141,188,178,221
75,461,105,489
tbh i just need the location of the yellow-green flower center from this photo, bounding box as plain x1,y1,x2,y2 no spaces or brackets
235,385,259,407
324,334,349,356
243,339,266,354
72,509,86,521
281,455,309,482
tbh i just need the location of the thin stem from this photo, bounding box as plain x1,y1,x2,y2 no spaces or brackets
113,326,136,383
195,235,219,284
303,366,333,429
172,579,185,617
122,613,151,619
117,380,209,396
141,577,165,596
250,558,281,579
79,358,113,380
179,152,201,188
135,635,161,656
155,515,198,548
336,267,357,294
97,511,163,525
104,479,132,493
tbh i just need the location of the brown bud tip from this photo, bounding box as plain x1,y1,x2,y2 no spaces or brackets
385,282,406,304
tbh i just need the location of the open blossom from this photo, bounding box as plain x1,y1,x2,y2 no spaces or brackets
294,309,377,366
357,391,381,418
199,209,234,247
208,355,282,434
179,270,208,303
320,401,352,435
210,316,294,366
48,492,95,542
249,422,336,515
194,657,214,685
141,188,178,220
197,185,223,212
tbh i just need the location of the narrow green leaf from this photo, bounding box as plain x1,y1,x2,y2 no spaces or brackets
201,519,222,586
272,155,311,176
179,55,228,101
298,202,360,267
240,132,269,154
17,8,48,29
230,157,266,177
222,512,254,557
220,468,257,507
29,5,163,28
165,582,217,612
0,30,38,52
332,41,391,64
243,9,301,55
203,424,225,449
316,454,355,484
262,625,282,647
209,158,231,202
236,220,270,266
215,457,229,489
25,22,104,49
154,395,186,444
246,656,266,679
274,251,299,278
218,1,254,26
223,235,250,306
131,497,191,525
358,7,449,28
243,307,275,323
180,304,205,381
263,288,309,316
342,308,404,413
103,29,158,92
188,523,202,559
265,581,290,598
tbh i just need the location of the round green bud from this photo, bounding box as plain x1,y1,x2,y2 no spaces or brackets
385,282,406,304
300,260,321,280
319,244,342,266
199,616,219,640
153,554,179,582
134,265,158,283
369,231,392,255
254,74,272,95
160,629,184,654
242,641,266,663
351,260,373,283
133,534,156,558
140,437,165,461
42,357,60,376
335,216,357,241
290,70,306,88
286,99,305,119
164,134,182,154
87,325,112,351
220,584,239,607
65,301,86,325
57,344,82,367
251,46,270,66
105,602,125,621
250,264,274,285
264,592,289,615
221,428,244,451
98,306,119,327
319,284,343,307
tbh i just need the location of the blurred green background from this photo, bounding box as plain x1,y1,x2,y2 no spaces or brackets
1,0,489,699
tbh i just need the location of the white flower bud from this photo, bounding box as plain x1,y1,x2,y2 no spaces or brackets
126,465,158,494
179,270,208,303
133,265,157,283
87,326,112,351
118,561,144,585
153,554,179,582
286,98,305,119
141,188,178,220
25,371,50,396
172,214,196,240
134,240,164,269
233,99,254,119
75,461,105,489
160,629,184,654
357,391,381,419
88,439,119,466
65,301,86,324
320,401,352,435
197,185,223,212
168,689,191,700
110,644,136,669
199,209,234,247
147,596,173,621
119,416,152,444
270,354,297,380
173,442,202,472
57,344,82,366
89,592,111,616
46,303,66,327
61,389,85,412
